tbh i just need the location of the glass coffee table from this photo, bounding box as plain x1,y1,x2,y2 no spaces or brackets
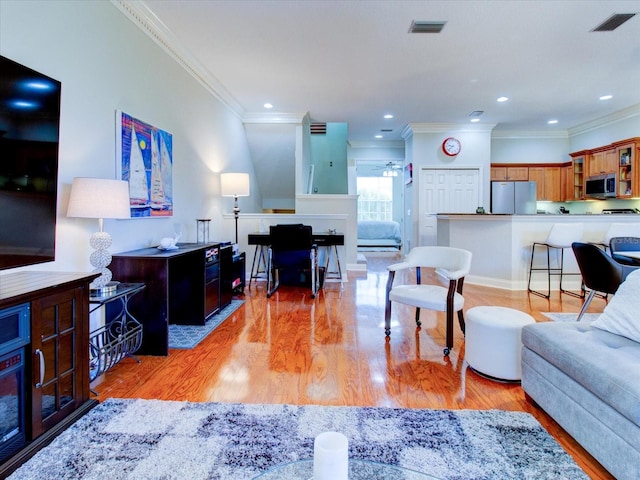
253,458,439,479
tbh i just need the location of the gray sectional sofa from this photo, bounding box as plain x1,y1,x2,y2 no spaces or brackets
521,320,640,480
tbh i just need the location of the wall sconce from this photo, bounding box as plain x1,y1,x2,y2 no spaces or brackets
221,172,250,244
67,177,131,293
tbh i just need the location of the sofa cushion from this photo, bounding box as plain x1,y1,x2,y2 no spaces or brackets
522,321,640,428
592,269,640,343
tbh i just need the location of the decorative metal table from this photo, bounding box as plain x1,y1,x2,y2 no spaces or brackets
88,282,145,382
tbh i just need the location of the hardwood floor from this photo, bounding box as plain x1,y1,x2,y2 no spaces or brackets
93,253,613,479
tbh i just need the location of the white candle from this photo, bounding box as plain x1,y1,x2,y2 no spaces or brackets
313,431,349,480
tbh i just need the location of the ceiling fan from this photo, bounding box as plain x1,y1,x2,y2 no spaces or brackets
374,162,402,177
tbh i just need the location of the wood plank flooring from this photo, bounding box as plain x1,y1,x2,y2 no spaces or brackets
93,253,613,479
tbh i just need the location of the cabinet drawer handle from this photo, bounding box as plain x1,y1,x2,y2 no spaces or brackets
35,348,45,388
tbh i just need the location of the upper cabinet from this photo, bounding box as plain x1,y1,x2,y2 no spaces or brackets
490,166,529,181
570,138,640,200
568,152,586,200
528,166,562,201
616,140,638,198
587,147,617,176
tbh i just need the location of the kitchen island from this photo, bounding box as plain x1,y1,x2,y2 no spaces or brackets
436,214,640,290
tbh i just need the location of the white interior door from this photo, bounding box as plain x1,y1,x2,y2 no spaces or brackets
420,168,480,245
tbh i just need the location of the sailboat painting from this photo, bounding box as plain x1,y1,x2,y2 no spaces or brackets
116,111,173,217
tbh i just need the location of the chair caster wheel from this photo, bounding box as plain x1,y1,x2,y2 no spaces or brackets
443,347,450,356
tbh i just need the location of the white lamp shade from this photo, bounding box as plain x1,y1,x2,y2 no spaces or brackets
221,173,250,197
67,177,131,219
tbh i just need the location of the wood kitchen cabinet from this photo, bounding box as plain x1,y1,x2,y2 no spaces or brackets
587,147,617,176
490,166,529,181
616,140,638,198
570,137,640,199
529,166,562,201
562,165,573,201
568,152,586,200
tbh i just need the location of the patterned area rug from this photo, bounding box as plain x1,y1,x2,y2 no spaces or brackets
168,299,244,349
8,398,588,480
541,312,600,322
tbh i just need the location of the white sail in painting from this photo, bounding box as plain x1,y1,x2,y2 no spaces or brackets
160,134,172,205
129,123,149,208
150,131,170,211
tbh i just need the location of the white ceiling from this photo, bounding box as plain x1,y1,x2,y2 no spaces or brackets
134,0,640,143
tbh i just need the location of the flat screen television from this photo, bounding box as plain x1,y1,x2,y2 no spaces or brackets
0,55,61,270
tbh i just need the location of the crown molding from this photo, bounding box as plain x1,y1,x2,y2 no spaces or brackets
242,112,308,124
491,130,569,139
348,140,405,149
111,0,245,119
568,103,640,137
402,123,497,139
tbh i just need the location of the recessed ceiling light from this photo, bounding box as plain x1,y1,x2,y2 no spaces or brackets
497,96,509,103
375,134,383,139
599,95,613,100
263,103,273,109
548,119,559,125
470,118,480,123
384,114,394,119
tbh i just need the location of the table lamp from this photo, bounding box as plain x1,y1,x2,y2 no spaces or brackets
221,172,250,243
67,177,131,293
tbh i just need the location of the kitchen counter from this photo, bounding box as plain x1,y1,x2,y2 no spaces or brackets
436,214,640,290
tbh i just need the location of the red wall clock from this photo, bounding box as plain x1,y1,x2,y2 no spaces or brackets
442,137,461,156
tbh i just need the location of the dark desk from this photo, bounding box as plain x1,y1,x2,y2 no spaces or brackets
110,243,220,355
247,232,344,284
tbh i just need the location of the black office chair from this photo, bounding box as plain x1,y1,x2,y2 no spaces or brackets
266,224,321,298
571,242,638,321
609,236,640,266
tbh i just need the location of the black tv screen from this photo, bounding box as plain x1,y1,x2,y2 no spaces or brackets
0,55,61,270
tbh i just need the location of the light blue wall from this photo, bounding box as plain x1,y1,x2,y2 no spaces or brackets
0,0,259,273
570,112,640,152
491,136,571,164
311,123,348,194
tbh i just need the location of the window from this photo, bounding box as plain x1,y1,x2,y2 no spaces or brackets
357,177,393,221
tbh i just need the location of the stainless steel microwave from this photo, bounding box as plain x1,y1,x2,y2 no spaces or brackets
585,173,616,199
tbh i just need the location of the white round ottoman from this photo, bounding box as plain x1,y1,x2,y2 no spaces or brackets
465,306,535,381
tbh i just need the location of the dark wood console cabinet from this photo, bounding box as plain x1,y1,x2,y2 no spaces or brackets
0,271,98,478
110,243,222,356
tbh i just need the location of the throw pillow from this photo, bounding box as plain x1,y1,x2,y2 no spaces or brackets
591,269,640,343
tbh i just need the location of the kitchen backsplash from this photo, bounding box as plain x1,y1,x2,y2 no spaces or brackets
537,198,640,215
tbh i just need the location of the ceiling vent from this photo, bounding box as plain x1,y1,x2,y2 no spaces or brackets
591,13,636,31
310,123,327,135
409,21,446,34
468,110,484,118
380,129,393,132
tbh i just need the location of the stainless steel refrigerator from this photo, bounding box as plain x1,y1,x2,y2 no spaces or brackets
491,181,537,214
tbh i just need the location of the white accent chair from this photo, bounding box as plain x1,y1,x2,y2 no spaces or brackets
384,246,472,356
599,223,640,250
527,223,584,298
